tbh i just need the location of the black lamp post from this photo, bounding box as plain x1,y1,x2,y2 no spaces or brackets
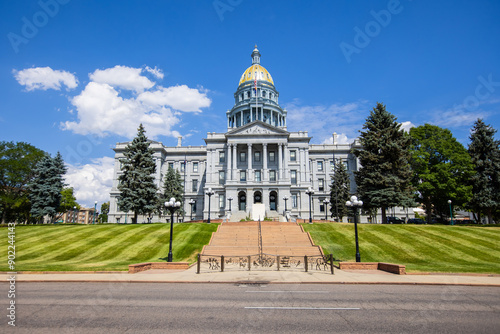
205,187,214,223
93,201,97,224
73,206,77,224
228,196,233,212
283,196,288,212
448,199,454,225
165,197,181,262
346,195,363,262
323,198,330,221
189,199,195,221
305,187,315,224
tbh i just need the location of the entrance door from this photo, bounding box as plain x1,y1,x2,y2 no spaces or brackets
254,191,262,204
269,191,277,211
238,191,246,211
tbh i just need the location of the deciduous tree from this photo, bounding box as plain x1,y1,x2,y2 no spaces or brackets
0,141,46,223
410,124,473,223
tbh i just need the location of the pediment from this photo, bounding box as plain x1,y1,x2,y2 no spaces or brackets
226,121,288,137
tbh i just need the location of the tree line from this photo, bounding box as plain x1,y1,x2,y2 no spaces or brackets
0,142,109,224
329,102,500,224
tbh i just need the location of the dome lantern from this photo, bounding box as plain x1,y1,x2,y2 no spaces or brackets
252,45,261,65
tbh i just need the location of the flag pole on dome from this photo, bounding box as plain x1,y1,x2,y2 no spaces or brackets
254,44,258,123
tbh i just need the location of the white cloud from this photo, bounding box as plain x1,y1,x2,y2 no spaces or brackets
61,65,211,139
89,65,155,93
138,85,211,112
61,82,181,138
144,66,164,79
13,67,78,91
320,133,351,145
432,106,485,128
65,157,115,208
400,121,415,133
285,99,368,144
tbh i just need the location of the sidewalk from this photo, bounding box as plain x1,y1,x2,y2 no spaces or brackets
3,267,500,286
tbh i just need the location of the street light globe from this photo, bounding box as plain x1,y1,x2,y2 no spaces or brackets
346,201,352,207
350,195,357,202
448,199,452,204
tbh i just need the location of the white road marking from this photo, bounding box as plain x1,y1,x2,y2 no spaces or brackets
245,307,360,310
245,291,327,293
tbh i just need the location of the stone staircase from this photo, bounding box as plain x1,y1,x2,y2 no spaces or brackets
201,221,323,257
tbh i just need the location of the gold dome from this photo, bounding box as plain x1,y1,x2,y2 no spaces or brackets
238,64,274,86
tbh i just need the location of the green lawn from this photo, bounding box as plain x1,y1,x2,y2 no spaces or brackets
3,223,500,273
302,223,500,274
1,223,218,271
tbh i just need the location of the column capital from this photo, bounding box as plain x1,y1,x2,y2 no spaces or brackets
262,143,268,148
247,143,252,148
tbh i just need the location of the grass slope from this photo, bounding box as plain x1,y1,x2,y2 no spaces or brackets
302,223,500,274
2,223,218,271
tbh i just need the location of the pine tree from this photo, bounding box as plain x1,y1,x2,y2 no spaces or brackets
28,152,66,223
354,102,414,224
410,124,473,223
330,160,350,222
158,166,184,218
468,119,500,224
117,124,158,224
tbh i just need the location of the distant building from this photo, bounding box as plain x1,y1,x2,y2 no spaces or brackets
109,47,413,223
61,207,97,224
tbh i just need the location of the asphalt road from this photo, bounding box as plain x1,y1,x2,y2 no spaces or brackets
2,283,499,333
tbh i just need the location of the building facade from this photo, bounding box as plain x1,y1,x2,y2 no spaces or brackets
109,47,412,223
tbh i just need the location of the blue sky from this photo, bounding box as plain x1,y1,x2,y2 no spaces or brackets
1,0,499,207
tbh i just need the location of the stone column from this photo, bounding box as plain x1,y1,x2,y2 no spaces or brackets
284,144,289,180
299,148,305,183
278,143,283,180
305,148,310,183
232,144,237,181
247,143,252,181
207,149,212,184
263,143,268,181
240,110,243,126
227,144,232,181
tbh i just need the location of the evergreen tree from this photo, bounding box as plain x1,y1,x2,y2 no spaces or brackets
158,167,184,217
410,124,473,223
468,119,500,224
117,124,157,224
354,102,414,224
330,160,350,222
28,152,66,223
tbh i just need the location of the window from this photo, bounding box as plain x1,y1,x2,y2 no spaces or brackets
290,150,296,161
343,160,349,170
192,179,198,192
291,194,298,208
219,151,225,163
254,151,261,162
219,194,225,209
269,170,276,182
330,161,335,171
318,161,323,171
180,162,185,172
240,170,246,181
193,162,198,173
291,170,297,184
255,170,261,182
319,179,324,191
168,162,174,169
219,171,225,185
240,152,246,162
320,204,325,212
269,151,275,162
